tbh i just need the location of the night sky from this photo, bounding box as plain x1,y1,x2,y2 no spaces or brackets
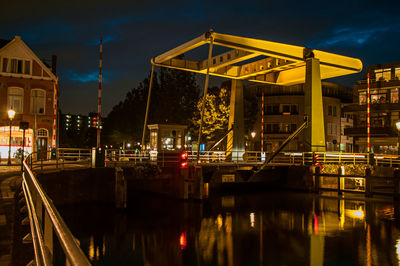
1,0,399,115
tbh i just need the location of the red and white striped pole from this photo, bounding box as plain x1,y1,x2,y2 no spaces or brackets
52,76,58,148
97,37,102,149
367,72,370,154
261,92,264,153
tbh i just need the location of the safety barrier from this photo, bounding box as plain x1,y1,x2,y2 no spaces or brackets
27,148,92,171
22,150,91,265
104,149,149,162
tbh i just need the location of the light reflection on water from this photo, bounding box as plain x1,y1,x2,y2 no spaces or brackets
58,192,400,265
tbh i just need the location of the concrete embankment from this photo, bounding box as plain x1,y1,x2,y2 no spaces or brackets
37,164,202,205
205,165,314,192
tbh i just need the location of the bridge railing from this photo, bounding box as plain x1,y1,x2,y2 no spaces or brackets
184,150,400,167
104,149,150,162
22,151,91,265
28,148,92,171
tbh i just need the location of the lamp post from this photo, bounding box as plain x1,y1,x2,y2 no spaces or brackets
251,131,256,150
7,109,15,165
396,122,400,155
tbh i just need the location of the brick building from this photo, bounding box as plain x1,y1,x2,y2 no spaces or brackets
0,36,57,159
248,81,354,152
344,62,400,154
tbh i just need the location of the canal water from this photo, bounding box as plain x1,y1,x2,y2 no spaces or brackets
58,191,400,265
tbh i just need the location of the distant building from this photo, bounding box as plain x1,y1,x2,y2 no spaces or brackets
59,112,100,147
0,36,58,158
344,62,400,154
248,81,354,152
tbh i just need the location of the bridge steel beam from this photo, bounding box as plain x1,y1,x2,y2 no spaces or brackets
226,80,245,161
150,31,362,155
304,58,326,152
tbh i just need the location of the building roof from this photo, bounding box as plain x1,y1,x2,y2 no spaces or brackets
360,62,400,80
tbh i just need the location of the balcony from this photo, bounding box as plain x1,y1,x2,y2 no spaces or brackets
343,103,400,113
344,126,398,137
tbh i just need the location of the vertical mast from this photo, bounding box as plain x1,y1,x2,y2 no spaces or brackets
52,76,58,148
97,37,103,149
367,72,370,154
261,91,264,154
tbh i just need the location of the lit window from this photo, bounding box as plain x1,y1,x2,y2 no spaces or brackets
395,68,400,80
30,89,46,114
37,128,48,137
7,87,24,113
375,69,391,81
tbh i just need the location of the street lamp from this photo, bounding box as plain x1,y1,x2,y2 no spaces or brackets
251,131,256,151
7,109,15,165
396,122,400,155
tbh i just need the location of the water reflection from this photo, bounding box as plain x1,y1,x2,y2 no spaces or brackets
59,193,400,265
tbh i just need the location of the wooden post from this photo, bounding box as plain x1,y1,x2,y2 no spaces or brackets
365,168,372,197
337,166,342,196
314,166,320,193
394,169,400,200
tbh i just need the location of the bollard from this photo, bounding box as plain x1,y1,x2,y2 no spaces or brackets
337,166,342,196
91,148,96,168
115,167,127,208
394,169,400,200
314,166,320,193
365,168,372,197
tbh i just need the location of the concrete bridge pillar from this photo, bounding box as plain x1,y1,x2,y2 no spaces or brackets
226,79,245,161
304,58,326,152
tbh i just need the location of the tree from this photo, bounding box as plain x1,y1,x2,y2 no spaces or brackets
192,79,259,143
103,66,200,146
192,86,230,140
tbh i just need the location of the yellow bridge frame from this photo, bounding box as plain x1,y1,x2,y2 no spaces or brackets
149,31,362,158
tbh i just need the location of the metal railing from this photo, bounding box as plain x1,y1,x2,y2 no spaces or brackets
27,148,92,171
184,150,400,167
104,149,150,162
22,150,91,265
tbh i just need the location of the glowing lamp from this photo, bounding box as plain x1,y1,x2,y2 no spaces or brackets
8,109,15,120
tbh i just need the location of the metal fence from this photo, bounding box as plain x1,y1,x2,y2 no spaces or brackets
26,148,92,171
22,150,91,265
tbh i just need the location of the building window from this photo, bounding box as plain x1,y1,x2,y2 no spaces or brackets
1,57,31,74
282,104,291,114
391,88,399,104
30,89,46,114
327,123,337,135
395,68,400,80
328,105,337,116
371,89,387,104
37,128,48,137
7,87,24,113
375,68,391,81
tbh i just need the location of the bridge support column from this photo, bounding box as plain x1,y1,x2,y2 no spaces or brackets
304,58,326,152
226,79,245,161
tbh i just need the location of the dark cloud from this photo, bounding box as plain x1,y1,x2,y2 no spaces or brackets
1,0,399,115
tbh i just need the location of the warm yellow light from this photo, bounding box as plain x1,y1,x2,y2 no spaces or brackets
217,214,223,230
251,132,256,139
396,122,400,131
7,109,15,120
341,165,345,175
345,207,365,219
250,212,255,227
396,239,400,263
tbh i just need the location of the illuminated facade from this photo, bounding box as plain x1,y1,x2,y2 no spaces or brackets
248,81,353,152
0,36,57,159
344,62,400,154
